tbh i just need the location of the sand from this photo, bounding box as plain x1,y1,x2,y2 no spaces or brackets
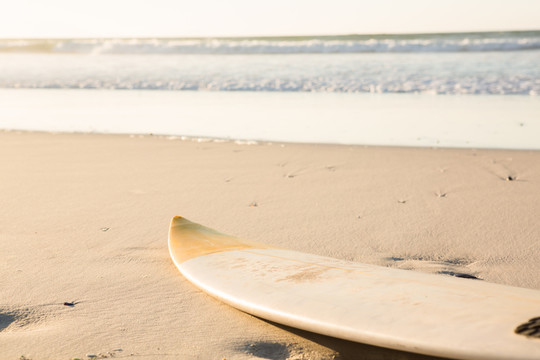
1,130,539,360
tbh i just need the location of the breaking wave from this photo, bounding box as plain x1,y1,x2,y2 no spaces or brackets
2,31,540,54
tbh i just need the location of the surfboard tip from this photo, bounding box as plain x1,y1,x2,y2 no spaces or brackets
168,216,271,264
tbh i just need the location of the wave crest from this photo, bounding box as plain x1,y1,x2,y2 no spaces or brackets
2,32,540,54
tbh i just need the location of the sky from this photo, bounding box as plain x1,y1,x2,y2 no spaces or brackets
2,0,539,38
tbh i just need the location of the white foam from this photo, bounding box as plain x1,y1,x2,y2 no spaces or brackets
2,32,540,54
44,37,540,54
0,32,539,96
0,50,538,95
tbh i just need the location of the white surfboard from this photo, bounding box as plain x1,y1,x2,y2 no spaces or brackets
168,216,540,360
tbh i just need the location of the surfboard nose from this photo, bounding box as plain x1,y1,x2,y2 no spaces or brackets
168,216,270,264
170,215,189,226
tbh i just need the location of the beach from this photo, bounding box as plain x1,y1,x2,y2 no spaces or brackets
1,130,539,359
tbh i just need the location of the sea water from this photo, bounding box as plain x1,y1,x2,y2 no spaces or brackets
0,31,539,148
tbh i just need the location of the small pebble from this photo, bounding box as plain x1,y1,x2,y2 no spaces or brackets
101,227,110,232
86,354,97,359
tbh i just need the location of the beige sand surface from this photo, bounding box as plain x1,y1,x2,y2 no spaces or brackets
1,131,539,360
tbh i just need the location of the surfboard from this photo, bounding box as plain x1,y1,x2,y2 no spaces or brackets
168,216,540,360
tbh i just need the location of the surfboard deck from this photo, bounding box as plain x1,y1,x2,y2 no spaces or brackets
168,216,540,360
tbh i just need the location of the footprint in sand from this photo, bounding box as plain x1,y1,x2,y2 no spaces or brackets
382,256,481,280
438,271,481,280
0,304,65,332
241,341,291,359
485,158,522,182
435,191,447,198
240,341,339,360
0,309,38,332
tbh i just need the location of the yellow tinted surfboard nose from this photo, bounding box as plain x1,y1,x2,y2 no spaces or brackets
168,216,270,264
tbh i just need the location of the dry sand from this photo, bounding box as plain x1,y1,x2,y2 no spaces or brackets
1,130,539,360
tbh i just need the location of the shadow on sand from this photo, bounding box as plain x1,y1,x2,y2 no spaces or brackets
0,312,16,332
250,318,452,360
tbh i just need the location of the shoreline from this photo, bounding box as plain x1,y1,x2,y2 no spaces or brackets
1,130,539,359
3,128,540,153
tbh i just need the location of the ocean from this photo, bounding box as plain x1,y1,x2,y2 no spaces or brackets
1,31,539,148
